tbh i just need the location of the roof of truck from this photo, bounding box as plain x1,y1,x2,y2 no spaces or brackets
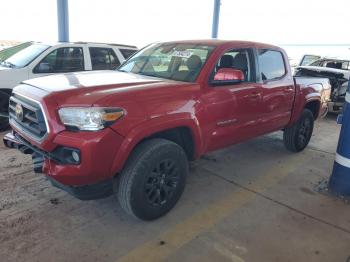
33,41,137,49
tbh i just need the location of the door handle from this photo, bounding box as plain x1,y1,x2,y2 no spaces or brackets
244,92,261,99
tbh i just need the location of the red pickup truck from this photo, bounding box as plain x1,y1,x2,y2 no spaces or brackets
4,40,328,220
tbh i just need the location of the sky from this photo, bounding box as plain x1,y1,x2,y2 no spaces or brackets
1,0,350,60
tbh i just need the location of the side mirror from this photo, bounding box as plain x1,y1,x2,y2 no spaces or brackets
36,62,51,73
211,68,244,85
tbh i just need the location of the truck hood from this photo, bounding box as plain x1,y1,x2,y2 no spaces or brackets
296,66,349,99
22,70,166,92
297,66,350,79
18,70,195,106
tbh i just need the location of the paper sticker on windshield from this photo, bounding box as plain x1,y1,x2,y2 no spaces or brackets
171,50,193,58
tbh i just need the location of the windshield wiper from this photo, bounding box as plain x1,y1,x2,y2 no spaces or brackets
137,72,159,78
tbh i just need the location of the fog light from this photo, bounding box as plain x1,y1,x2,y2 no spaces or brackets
72,151,80,163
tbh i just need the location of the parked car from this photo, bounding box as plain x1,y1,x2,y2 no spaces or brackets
4,40,327,220
0,42,137,130
299,55,350,69
295,55,350,113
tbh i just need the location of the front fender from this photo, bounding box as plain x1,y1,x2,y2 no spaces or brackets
287,83,321,127
288,96,321,127
110,113,203,175
0,68,28,90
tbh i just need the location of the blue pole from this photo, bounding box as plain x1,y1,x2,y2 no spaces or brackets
57,0,69,42
328,81,350,195
211,0,221,38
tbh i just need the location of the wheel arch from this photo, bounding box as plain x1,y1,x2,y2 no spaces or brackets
0,88,12,96
110,118,202,176
304,99,321,119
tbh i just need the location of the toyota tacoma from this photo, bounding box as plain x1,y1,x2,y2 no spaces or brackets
4,40,328,220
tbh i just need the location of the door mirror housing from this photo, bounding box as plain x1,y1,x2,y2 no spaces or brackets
211,68,244,85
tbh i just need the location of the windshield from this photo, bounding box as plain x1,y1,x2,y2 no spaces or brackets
1,44,50,68
119,43,215,82
299,55,321,66
0,42,33,63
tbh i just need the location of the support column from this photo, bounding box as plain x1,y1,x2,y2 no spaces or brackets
211,0,221,38
57,0,69,42
328,82,350,195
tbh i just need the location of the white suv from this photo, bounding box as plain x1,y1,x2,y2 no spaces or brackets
0,42,137,129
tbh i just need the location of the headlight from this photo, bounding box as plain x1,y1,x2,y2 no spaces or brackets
58,107,125,131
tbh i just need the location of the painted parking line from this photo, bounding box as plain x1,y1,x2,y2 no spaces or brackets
117,153,311,262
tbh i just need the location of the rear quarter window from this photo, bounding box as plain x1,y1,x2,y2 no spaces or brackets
120,49,137,59
258,49,286,81
89,47,120,70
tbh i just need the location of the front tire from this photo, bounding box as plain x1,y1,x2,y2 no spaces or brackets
283,109,314,152
117,138,188,221
0,91,10,131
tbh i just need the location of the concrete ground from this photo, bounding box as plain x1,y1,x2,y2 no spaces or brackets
0,115,349,262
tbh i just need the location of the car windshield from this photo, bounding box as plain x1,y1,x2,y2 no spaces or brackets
118,43,215,82
0,42,33,63
1,44,50,68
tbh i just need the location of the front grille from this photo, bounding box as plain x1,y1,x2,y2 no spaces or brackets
9,94,47,141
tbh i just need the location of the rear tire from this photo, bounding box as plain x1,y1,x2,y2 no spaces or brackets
117,138,188,221
0,91,10,131
283,109,314,152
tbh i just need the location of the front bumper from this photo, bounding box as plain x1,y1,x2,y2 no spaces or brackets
328,101,344,113
47,176,113,200
3,128,124,198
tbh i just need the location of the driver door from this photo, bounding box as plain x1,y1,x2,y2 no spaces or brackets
28,46,86,80
202,48,265,151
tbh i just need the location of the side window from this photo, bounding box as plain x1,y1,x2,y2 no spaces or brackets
258,49,286,81
34,47,84,73
89,47,120,70
341,62,349,70
120,49,137,59
213,49,252,82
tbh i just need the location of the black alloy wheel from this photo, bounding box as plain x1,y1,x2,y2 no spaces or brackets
144,159,180,207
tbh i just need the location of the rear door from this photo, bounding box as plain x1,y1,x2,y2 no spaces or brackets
257,49,295,132
203,48,265,151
